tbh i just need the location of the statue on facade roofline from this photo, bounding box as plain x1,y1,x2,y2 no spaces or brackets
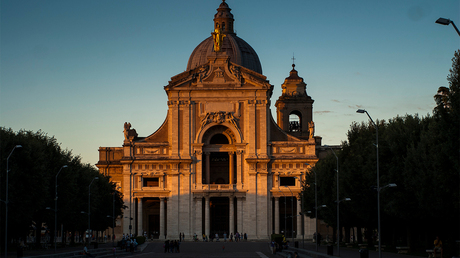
308,121,315,139
124,122,138,141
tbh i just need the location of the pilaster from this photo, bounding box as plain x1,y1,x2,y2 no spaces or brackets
297,197,302,239
275,197,280,234
194,197,202,236
160,197,165,238
137,198,143,235
205,196,210,237
229,196,234,235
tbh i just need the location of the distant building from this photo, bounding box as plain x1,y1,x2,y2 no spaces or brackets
97,0,326,240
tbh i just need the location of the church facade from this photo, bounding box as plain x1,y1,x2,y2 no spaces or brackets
97,0,323,240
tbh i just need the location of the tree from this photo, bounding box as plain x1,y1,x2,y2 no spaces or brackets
301,50,460,255
0,128,124,249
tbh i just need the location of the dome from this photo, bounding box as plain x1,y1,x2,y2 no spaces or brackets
186,35,263,74
186,0,263,74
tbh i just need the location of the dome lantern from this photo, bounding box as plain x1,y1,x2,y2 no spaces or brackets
214,0,234,34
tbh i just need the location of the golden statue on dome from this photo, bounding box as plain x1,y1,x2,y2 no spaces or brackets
212,23,226,52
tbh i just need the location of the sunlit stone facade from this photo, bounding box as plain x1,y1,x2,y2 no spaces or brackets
97,0,322,241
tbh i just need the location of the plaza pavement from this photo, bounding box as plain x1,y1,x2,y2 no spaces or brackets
278,242,424,258
10,240,425,258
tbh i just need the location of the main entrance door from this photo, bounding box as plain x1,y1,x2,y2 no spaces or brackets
210,197,229,238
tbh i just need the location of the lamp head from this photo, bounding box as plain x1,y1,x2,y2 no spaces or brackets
356,109,366,113
321,204,327,208
95,177,99,180
15,145,23,148
62,165,68,168
388,183,397,187
436,18,451,25
345,198,351,201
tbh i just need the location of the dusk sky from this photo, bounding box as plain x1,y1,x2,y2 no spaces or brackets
1,0,459,166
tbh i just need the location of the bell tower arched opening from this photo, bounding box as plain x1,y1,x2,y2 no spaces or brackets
289,111,301,132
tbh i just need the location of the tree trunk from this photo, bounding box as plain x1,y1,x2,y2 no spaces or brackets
357,227,363,244
345,226,350,243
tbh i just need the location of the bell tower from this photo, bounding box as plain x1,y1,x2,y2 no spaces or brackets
275,63,314,140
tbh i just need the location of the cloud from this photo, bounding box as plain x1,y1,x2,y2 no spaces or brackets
348,104,363,109
314,110,332,115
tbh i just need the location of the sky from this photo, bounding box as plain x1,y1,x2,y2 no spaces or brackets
1,0,459,167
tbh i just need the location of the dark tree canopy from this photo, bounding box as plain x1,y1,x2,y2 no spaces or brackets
0,128,125,247
301,50,459,255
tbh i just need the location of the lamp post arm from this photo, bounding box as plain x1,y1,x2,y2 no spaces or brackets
450,20,460,36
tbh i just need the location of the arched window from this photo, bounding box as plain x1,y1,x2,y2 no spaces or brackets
210,134,229,144
222,22,226,31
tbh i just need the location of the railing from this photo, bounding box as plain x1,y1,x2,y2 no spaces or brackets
199,184,236,190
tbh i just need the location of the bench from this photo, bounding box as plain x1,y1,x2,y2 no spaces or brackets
396,246,409,254
374,245,386,251
426,249,442,258
358,244,368,249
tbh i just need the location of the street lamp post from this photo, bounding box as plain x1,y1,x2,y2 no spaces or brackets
325,145,341,256
436,18,460,36
356,109,395,258
88,177,99,244
313,170,318,252
4,145,22,258
356,108,383,258
54,165,68,253
295,171,306,249
111,186,121,246
285,186,294,244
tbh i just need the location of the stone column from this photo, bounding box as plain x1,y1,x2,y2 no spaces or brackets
229,152,234,185
297,197,302,239
275,197,280,234
205,152,210,185
229,196,234,235
205,196,210,238
159,198,165,239
138,198,143,236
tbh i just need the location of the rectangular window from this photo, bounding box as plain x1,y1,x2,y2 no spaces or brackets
143,177,159,187
279,177,295,186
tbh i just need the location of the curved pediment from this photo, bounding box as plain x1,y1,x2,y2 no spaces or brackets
165,52,271,93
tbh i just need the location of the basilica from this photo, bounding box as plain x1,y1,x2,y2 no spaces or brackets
97,0,324,241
